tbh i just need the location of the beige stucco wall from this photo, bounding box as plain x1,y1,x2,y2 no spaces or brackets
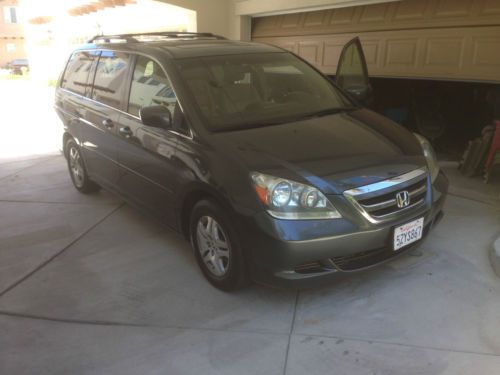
155,0,231,36
234,0,398,16
0,39,25,66
0,0,26,66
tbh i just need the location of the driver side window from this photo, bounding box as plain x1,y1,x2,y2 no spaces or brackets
128,56,177,119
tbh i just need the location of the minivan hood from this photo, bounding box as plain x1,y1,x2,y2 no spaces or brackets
213,109,426,194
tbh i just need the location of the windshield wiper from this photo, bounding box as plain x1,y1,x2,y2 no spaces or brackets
299,106,358,120
217,106,359,132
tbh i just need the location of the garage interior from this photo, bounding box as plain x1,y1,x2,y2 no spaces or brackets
1,0,500,374
251,0,500,160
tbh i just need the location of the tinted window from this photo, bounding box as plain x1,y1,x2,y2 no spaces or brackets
91,51,130,109
61,51,97,95
128,56,178,118
175,52,351,131
336,41,368,91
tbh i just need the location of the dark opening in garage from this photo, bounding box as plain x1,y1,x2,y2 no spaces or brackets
364,78,499,160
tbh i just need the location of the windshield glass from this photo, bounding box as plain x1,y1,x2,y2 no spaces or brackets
175,52,353,131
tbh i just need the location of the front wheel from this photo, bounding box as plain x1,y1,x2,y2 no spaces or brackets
65,139,100,194
190,199,249,291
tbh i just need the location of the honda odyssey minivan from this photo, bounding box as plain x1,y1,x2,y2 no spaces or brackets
55,32,448,290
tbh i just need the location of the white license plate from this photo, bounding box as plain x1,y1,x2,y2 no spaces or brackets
393,218,424,251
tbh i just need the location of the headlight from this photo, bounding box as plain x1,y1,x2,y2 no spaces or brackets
414,133,439,182
250,172,341,220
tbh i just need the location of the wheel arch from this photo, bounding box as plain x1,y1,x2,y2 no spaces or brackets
62,132,73,158
62,132,83,158
178,183,236,240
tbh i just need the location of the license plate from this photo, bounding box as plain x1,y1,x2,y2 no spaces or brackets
393,217,424,251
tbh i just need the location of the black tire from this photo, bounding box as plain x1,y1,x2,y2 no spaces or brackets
190,199,249,291
65,139,100,194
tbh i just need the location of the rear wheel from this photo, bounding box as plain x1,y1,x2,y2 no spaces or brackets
65,139,100,194
190,199,249,291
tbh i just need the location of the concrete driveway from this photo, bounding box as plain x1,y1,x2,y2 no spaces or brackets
1,81,500,375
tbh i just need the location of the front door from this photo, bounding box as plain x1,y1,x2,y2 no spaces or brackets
336,37,372,105
116,55,180,227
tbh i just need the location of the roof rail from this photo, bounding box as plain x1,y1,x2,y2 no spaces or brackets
88,32,226,44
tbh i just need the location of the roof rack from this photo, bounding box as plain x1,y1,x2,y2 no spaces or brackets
88,32,226,44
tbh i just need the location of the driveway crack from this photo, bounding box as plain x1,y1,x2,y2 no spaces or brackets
0,203,124,298
282,290,299,375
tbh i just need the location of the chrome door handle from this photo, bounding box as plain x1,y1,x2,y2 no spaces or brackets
102,119,114,129
119,126,133,137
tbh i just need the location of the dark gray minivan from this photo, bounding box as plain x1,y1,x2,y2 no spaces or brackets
55,32,448,290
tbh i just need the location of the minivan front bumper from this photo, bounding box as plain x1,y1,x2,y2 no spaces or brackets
236,171,448,288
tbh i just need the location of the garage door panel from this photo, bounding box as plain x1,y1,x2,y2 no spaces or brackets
322,42,345,68
329,7,357,26
278,41,297,53
298,41,321,66
360,40,379,66
359,2,392,23
424,37,465,71
384,38,418,68
432,0,474,19
468,36,500,80
472,37,500,66
304,10,328,27
480,0,500,16
255,26,500,83
392,0,427,21
252,0,500,38
281,13,302,29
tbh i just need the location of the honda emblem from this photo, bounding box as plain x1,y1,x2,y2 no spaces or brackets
396,191,410,208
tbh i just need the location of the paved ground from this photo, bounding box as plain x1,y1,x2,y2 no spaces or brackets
1,80,500,374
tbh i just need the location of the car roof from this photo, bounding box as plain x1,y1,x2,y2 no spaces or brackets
75,38,285,60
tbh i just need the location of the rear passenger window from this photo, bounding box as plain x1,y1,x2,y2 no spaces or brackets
91,51,130,109
61,51,96,95
128,56,177,118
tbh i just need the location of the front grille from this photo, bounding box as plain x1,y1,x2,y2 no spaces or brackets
294,261,333,274
343,168,428,223
359,178,427,218
330,247,389,271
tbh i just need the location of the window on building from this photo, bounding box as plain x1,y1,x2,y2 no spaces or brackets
91,50,130,109
6,43,15,53
3,7,18,24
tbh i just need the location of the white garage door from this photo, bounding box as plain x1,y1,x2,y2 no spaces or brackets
251,0,500,83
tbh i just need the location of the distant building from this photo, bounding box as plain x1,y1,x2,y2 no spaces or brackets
0,0,26,67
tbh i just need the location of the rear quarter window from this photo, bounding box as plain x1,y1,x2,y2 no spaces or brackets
60,51,97,95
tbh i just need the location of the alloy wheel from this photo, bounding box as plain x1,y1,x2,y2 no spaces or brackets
196,215,231,277
69,146,84,188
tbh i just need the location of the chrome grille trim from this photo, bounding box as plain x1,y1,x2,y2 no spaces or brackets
343,167,428,224
361,182,427,212
369,198,425,219
344,168,427,196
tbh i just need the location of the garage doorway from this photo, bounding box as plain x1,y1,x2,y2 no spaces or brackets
251,0,500,161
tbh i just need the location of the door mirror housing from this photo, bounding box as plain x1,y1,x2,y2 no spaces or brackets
139,105,172,129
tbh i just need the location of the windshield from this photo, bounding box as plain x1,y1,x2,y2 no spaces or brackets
175,52,353,131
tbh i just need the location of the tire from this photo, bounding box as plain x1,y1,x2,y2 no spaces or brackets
190,199,249,291
65,139,100,194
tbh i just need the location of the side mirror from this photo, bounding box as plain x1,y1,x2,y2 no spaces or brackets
139,105,172,129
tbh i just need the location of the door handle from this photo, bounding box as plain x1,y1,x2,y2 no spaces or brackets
119,126,133,137
102,119,114,129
